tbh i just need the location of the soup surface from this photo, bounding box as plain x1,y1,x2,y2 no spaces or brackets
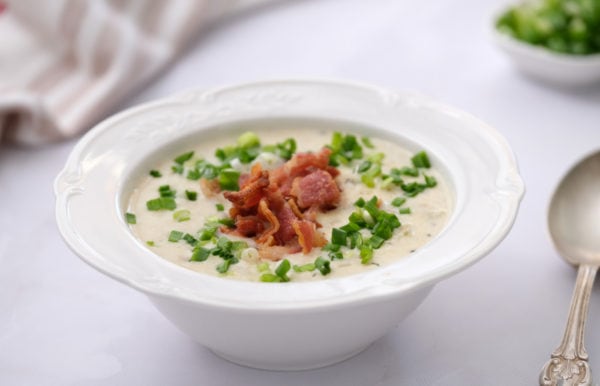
127,128,451,282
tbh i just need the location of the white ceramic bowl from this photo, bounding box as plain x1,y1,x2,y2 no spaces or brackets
55,79,524,371
492,27,600,87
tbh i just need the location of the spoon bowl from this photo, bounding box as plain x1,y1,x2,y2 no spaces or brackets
540,151,600,386
549,153,600,267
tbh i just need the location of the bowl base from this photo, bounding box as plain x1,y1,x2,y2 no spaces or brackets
209,343,372,371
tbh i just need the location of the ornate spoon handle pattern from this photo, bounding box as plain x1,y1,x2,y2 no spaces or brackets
539,264,597,386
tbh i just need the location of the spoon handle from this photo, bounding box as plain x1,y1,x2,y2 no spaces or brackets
539,264,597,386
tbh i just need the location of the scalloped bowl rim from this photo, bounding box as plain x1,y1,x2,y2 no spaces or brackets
55,78,524,312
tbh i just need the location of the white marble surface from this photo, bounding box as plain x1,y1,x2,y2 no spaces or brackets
2,1,600,385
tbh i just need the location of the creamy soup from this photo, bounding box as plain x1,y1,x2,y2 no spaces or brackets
127,128,451,282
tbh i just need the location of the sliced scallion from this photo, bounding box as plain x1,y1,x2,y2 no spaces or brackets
174,151,194,165
190,246,211,262
315,257,331,275
411,151,431,169
274,259,291,282
293,263,316,272
168,230,184,242
331,228,347,246
185,190,197,201
391,197,407,207
173,209,191,222
125,212,136,224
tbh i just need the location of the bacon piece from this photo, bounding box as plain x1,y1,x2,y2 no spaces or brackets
326,165,340,178
223,168,269,209
199,178,220,197
287,198,303,219
291,169,341,210
221,147,341,258
293,220,326,254
270,148,335,195
274,203,299,244
232,215,264,237
286,148,332,177
257,244,302,261
256,198,279,245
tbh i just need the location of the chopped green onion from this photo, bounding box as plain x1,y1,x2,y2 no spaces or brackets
424,175,437,188
275,259,291,282
391,197,407,207
293,263,316,272
198,223,219,241
368,235,385,249
216,203,225,212
411,151,431,168
260,273,282,282
349,232,363,249
357,160,371,173
173,209,191,222
216,259,233,274
275,138,297,160
354,197,366,208
257,262,270,273
125,212,136,224
348,211,366,227
367,152,384,163
403,167,420,177
171,164,184,174
146,199,161,211
340,222,361,233
146,197,176,211
315,257,331,275
218,217,235,228
190,246,211,262
360,245,374,264
183,233,198,246
322,243,341,252
159,190,175,198
331,228,347,246
237,132,261,149
361,136,375,149
146,240,155,247
168,230,184,242
149,170,162,178
186,169,202,180
399,207,411,214
328,132,363,166
329,251,344,260
174,151,194,165
218,169,241,191
185,190,197,201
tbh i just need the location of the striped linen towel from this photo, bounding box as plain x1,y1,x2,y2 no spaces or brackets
0,0,271,145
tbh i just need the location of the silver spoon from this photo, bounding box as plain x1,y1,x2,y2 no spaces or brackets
539,152,600,386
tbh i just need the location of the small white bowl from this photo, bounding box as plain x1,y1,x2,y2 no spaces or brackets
492,27,600,87
55,79,524,370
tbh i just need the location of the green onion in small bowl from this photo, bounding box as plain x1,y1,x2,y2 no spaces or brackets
492,0,600,86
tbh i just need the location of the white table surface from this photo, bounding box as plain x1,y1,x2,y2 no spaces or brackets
3,1,600,385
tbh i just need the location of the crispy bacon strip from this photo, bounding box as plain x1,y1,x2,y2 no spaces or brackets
221,147,341,261
232,215,264,237
291,169,340,210
223,166,269,209
199,178,220,197
256,198,279,245
293,220,327,254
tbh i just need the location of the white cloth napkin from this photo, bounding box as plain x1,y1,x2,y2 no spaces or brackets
0,0,270,145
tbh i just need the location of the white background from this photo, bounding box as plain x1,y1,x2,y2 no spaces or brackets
2,0,600,385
